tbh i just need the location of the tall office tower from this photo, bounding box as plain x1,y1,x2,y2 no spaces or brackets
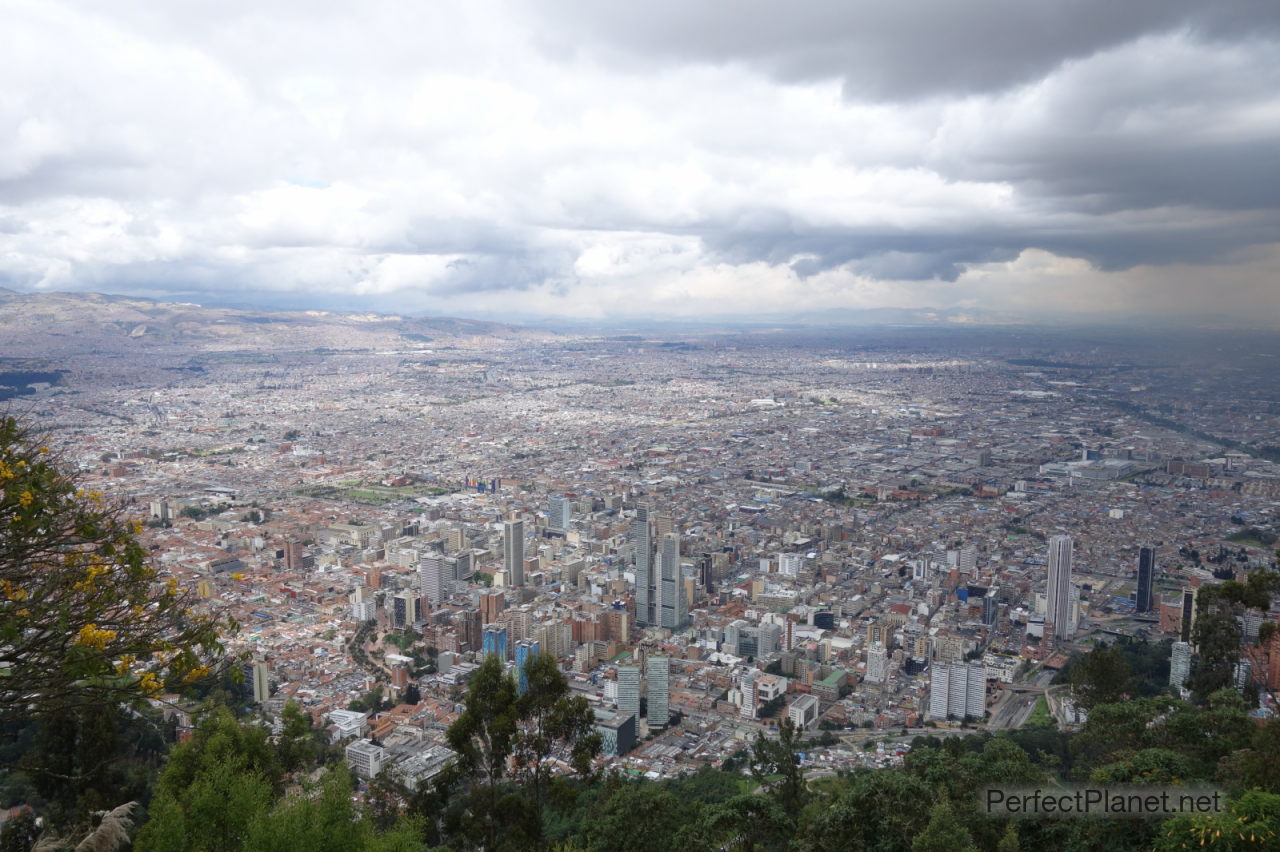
1046,535,1074,641
740,671,758,719
958,544,977,575
982,588,999,626
419,556,446,607
549,496,572,531
654,511,675,540
514,638,540,694
480,589,506,625
866,643,888,683
1170,641,1192,688
657,532,687,630
252,659,271,704
1180,587,1197,643
647,656,671,729
630,504,655,625
284,540,306,573
1136,547,1156,613
617,665,641,740
504,520,525,586
912,556,930,582
482,624,508,661
698,554,715,595
393,589,419,628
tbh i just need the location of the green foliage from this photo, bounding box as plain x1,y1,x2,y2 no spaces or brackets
1154,790,1280,850
245,761,424,852
0,416,229,720
750,717,806,813
445,653,599,850
801,769,933,852
1068,642,1132,711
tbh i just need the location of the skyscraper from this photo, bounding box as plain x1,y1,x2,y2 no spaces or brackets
514,638,540,694
1136,547,1155,613
419,555,446,607
630,504,654,625
504,519,525,586
1170,641,1192,689
982,588,999,626
647,656,670,729
657,532,686,630
617,665,641,740
927,661,985,720
482,623,508,661
1046,535,1074,641
549,496,572,531
252,659,270,704
866,643,888,683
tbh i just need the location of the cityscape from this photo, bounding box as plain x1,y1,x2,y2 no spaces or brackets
8,293,1280,791
3,1,1280,848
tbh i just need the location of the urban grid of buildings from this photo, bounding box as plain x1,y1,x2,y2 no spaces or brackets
24,325,1280,786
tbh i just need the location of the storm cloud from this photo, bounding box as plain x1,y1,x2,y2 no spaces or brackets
2,0,1279,322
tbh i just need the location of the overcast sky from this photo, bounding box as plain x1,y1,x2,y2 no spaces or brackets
3,1,1279,324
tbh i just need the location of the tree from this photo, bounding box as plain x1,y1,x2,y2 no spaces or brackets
0,416,228,720
1068,643,1132,711
911,798,979,852
134,706,281,852
512,653,600,826
446,656,518,851
1189,572,1280,701
276,700,325,774
1154,790,1280,851
750,717,807,813
681,793,793,852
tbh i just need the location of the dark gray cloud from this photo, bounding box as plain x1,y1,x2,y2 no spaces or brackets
534,0,1280,100
1,1,1278,322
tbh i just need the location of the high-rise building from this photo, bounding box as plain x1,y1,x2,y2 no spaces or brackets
1180,587,1197,644
958,543,977,575
504,519,525,586
1046,535,1074,641
480,589,505,625
982,588,1000,626
1170,641,1192,688
514,638,540,694
631,504,654,625
777,552,804,577
393,589,419,628
927,661,986,720
252,659,270,704
482,623,508,661
647,656,670,729
617,665,641,740
549,496,572,531
866,643,888,683
419,555,446,607
1136,547,1155,613
284,540,306,573
657,532,687,630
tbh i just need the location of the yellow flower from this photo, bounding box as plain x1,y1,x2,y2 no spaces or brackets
74,623,117,650
182,664,211,684
38,447,49,454
18,490,33,507
138,671,163,696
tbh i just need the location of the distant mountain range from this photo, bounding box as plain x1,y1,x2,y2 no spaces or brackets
0,289,543,357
